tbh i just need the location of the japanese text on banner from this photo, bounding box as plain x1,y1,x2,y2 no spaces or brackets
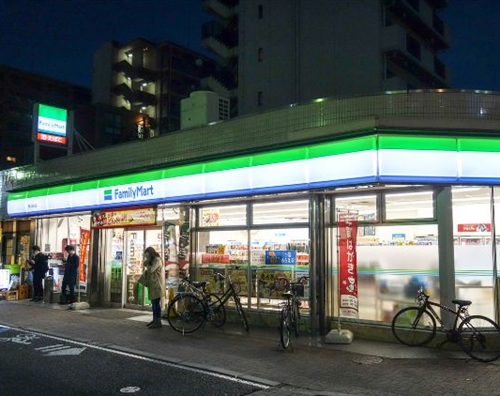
338,211,359,318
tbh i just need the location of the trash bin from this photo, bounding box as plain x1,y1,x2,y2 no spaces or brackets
43,276,54,303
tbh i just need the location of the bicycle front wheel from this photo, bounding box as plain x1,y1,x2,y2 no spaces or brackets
459,315,500,362
167,294,206,334
391,307,436,346
279,307,291,349
233,295,249,332
207,294,226,328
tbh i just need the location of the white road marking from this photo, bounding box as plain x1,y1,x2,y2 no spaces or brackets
120,386,141,393
6,327,269,389
35,344,68,351
43,346,87,356
0,333,39,344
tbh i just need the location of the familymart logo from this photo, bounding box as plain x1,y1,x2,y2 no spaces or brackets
104,185,155,202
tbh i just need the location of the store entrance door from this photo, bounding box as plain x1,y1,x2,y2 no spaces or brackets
123,228,163,309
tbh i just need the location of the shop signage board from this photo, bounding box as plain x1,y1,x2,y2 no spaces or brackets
90,207,157,228
457,223,491,232
35,104,68,145
0,269,9,289
79,228,91,282
201,209,220,226
338,210,359,318
265,250,296,265
7,135,500,217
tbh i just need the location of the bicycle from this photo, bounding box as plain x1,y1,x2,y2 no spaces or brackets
167,271,249,334
166,277,225,334
278,276,308,350
391,287,500,362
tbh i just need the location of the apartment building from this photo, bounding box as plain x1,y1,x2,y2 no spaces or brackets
0,65,93,170
202,0,450,116
92,38,220,135
0,64,151,171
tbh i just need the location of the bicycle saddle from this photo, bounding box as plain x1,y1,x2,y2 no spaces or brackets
192,281,208,289
452,299,472,307
282,291,294,299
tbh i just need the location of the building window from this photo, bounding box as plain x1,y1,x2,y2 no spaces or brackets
258,91,263,106
258,47,263,62
258,4,263,19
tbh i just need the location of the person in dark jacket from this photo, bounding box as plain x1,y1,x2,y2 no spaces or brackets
61,245,79,304
27,245,49,302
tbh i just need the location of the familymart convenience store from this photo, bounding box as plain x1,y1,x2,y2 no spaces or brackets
7,132,500,331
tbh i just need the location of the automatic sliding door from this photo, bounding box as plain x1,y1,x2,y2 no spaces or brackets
124,228,162,308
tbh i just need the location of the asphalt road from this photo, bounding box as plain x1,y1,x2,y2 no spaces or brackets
0,327,265,396
3,300,500,396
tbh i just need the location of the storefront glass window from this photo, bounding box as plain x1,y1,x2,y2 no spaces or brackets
35,214,91,295
194,229,250,305
251,228,310,309
103,228,124,304
342,223,439,322
193,227,310,310
252,200,309,225
335,195,378,223
199,205,247,227
384,191,434,220
452,186,495,318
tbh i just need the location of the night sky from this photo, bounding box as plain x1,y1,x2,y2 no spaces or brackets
0,0,499,92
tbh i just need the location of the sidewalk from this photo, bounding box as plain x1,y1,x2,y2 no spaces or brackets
1,299,500,396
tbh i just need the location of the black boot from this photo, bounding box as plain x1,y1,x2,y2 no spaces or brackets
146,320,155,327
149,319,162,329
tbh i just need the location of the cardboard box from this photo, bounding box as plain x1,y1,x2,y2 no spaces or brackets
18,284,29,300
6,290,18,300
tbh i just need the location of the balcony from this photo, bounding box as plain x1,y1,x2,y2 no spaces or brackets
201,76,232,99
424,0,448,9
202,36,238,61
202,0,238,19
202,21,238,61
385,49,449,88
202,21,238,47
113,83,157,107
386,0,449,51
114,60,157,83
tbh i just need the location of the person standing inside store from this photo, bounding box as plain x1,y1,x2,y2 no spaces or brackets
143,246,166,329
61,245,79,304
27,245,49,302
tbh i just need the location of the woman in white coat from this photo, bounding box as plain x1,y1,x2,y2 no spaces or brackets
143,246,166,329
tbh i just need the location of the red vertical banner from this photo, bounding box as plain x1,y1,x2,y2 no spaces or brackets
338,210,359,318
79,228,91,282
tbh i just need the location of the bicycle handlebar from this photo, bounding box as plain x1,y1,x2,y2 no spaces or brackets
416,287,430,304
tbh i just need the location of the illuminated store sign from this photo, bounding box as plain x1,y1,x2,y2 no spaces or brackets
36,104,68,145
7,135,500,217
91,207,157,228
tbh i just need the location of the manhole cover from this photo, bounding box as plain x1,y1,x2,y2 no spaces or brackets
120,386,141,393
352,356,383,365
